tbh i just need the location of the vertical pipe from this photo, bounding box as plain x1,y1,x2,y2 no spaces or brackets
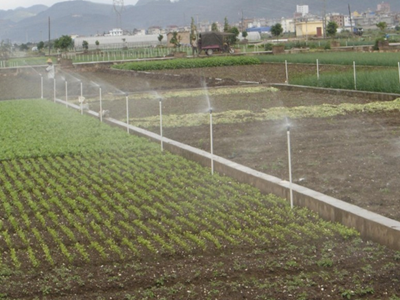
285,60,289,84
398,62,400,84
353,61,357,90
48,17,51,56
99,87,103,122
210,109,214,175
287,124,293,209
126,95,129,134
316,59,320,80
159,98,163,152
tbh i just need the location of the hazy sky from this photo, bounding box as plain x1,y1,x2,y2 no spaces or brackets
0,0,139,10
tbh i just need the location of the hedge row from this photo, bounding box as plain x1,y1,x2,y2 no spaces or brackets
112,56,261,71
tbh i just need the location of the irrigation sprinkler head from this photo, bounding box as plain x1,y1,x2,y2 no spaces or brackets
159,98,162,103
209,108,213,114
287,124,291,132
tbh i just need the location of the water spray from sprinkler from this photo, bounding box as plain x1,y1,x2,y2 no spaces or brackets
286,117,294,209
159,98,163,152
23,61,43,99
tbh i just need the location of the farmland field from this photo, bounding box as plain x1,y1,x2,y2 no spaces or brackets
70,66,400,223
1,62,400,299
0,100,399,299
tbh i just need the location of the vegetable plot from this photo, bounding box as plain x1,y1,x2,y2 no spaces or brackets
0,99,399,299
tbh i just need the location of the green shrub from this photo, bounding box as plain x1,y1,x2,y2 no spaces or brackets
264,43,274,51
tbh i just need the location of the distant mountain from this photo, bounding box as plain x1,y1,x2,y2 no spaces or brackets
0,5,48,23
1,0,400,43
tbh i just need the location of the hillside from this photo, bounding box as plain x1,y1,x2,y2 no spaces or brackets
0,0,399,42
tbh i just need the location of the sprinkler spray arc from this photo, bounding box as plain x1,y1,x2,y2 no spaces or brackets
286,120,294,209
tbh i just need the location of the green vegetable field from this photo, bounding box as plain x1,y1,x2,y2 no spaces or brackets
0,99,399,299
112,56,260,71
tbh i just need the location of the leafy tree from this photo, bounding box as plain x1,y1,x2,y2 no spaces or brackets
326,21,338,37
376,21,387,32
170,31,181,48
224,17,230,32
82,40,89,51
242,31,248,39
54,35,73,51
157,34,164,44
211,22,219,32
19,43,29,51
271,23,283,38
0,41,11,60
227,26,239,45
95,40,100,49
37,41,45,51
190,17,197,44
190,17,198,55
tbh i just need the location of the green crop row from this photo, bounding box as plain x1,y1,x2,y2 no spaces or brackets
290,69,400,93
112,56,260,71
258,52,400,67
0,99,154,160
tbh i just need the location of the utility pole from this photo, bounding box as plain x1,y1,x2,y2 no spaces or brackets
323,0,326,38
241,10,244,32
348,4,353,34
48,17,51,55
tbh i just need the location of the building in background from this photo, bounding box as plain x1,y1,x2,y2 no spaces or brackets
295,20,324,37
105,28,123,36
296,5,309,17
377,2,391,14
330,14,345,29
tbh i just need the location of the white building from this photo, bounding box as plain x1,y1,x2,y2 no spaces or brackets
106,28,123,36
74,34,167,50
281,17,296,33
296,5,309,17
